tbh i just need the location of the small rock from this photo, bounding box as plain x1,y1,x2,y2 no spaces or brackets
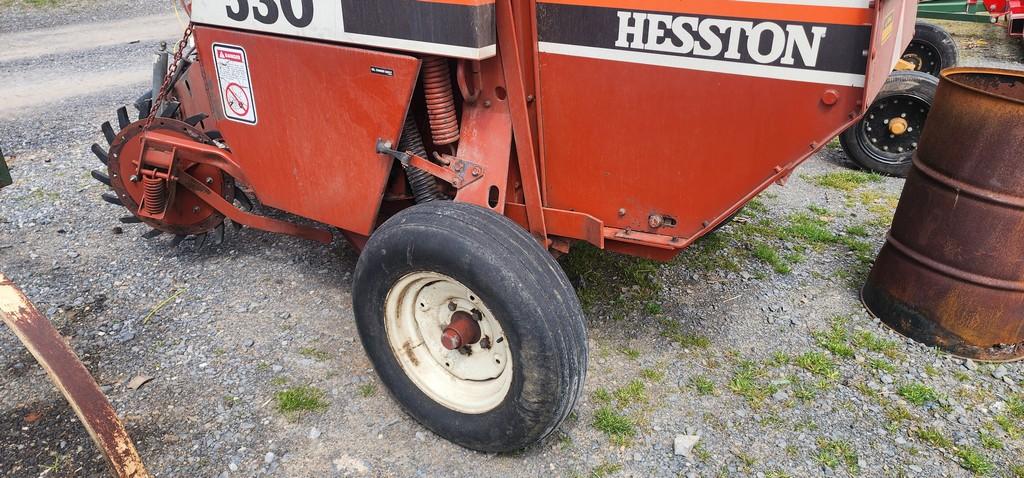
308,427,321,439
674,434,700,456
415,431,426,441
244,339,255,348
772,390,789,401
228,463,238,472
271,365,283,373
992,365,1008,379
880,374,894,384
125,375,153,390
964,359,978,371
264,452,275,464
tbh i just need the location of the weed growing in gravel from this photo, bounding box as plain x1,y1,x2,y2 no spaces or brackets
994,414,1021,439
897,382,940,406
812,316,855,358
795,352,838,379
593,388,613,404
852,330,899,357
357,383,377,397
805,170,884,191
589,462,622,478
784,212,837,245
299,347,331,361
765,470,792,478
916,427,952,449
275,386,328,414
768,351,791,367
979,430,1004,450
753,243,791,273
867,357,896,374
674,231,742,273
659,317,710,349
728,360,776,408
791,379,818,402
1008,394,1024,420
592,406,636,445
845,224,871,237
692,442,712,461
1011,464,1024,478
885,405,913,423
640,368,665,383
614,379,647,406
815,437,860,473
956,447,994,475
690,375,716,396
620,347,641,360
270,376,289,387
560,243,660,316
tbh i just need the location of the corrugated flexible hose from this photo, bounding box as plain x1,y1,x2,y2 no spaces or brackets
399,116,444,203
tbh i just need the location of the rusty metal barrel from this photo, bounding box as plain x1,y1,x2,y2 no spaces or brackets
863,67,1024,362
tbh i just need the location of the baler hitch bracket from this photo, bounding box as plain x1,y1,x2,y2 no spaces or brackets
376,139,484,189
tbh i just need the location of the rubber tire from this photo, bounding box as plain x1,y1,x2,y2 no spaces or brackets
904,21,959,77
839,71,938,177
352,201,588,452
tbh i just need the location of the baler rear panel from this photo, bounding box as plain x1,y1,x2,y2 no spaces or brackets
193,26,421,235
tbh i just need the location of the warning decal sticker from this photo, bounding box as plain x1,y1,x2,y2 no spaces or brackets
212,43,257,125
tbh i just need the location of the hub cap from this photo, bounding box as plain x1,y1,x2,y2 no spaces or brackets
858,95,930,165
384,272,512,414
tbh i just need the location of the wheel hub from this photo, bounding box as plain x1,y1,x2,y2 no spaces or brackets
384,271,512,414
888,117,909,135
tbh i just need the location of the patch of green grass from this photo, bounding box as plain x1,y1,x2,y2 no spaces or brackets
995,414,1021,439
768,351,791,367
298,347,331,361
593,388,613,404
979,430,1003,450
1010,464,1024,478
897,382,940,406
270,376,289,387
589,462,622,478
1008,394,1024,420
592,406,636,445
561,243,661,315
806,170,884,191
357,383,377,397
916,427,951,449
674,231,743,273
728,360,776,408
795,352,839,379
692,442,712,461
852,331,899,356
765,470,792,478
807,204,831,216
845,224,871,237
660,318,711,349
783,212,837,244
812,317,855,358
275,386,328,413
868,357,896,373
886,404,913,423
614,379,647,406
690,375,716,396
620,347,641,360
640,368,665,383
792,379,818,402
815,437,860,473
956,447,994,475
753,243,792,274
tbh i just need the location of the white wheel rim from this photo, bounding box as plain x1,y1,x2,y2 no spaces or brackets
384,271,512,414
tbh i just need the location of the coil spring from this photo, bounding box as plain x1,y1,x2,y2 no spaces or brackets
399,116,444,203
142,175,167,215
421,56,460,146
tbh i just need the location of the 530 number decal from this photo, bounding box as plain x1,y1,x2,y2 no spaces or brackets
226,0,314,28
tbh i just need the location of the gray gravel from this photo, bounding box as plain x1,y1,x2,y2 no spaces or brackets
2,4,1023,478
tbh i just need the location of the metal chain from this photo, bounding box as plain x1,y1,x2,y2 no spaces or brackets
145,22,195,129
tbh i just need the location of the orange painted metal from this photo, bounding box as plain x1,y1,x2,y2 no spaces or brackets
0,274,150,478
192,26,421,236
863,68,1024,361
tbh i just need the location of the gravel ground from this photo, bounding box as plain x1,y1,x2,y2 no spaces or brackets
1,4,1023,478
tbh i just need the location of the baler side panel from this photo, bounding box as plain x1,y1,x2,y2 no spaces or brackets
193,26,421,236
535,0,876,243
863,0,920,106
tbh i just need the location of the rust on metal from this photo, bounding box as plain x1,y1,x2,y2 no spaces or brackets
442,311,482,350
0,273,151,477
863,67,1024,361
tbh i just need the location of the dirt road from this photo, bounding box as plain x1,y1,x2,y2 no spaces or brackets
1,4,1022,478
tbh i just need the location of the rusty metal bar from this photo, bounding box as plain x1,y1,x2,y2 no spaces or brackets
0,273,150,478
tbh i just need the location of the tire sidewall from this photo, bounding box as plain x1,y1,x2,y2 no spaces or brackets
352,204,579,452
908,21,959,75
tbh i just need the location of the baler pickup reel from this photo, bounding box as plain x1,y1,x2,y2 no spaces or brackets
95,116,331,247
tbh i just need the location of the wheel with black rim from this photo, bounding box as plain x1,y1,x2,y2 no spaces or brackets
352,201,587,452
902,21,959,77
839,71,938,177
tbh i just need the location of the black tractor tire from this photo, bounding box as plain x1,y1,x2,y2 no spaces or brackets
840,71,938,177
352,201,587,452
902,21,959,77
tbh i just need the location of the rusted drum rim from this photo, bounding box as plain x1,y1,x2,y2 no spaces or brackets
940,67,1024,105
